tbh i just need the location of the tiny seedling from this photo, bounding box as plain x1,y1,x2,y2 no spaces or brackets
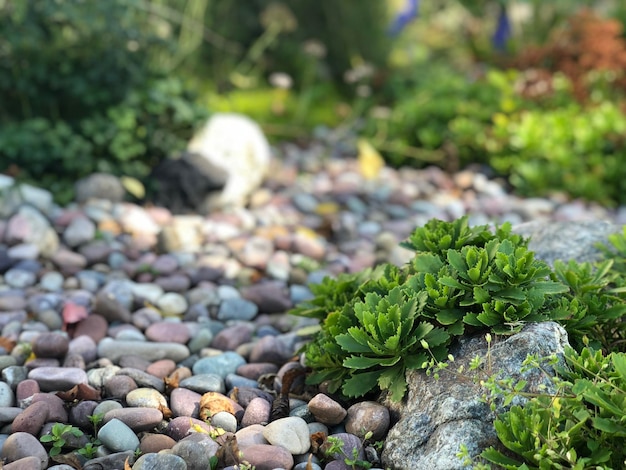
88,413,104,434
40,423,84,456
77,441,99,459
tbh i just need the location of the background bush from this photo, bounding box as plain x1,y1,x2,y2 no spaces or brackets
0,0,207,203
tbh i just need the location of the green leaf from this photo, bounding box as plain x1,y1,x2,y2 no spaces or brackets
378,365,408,402
447,249,467,275
343,355,400,369
436,309,462,325
612,354,626,381
336,331,371,353
591,417,626,435
342,370,381,398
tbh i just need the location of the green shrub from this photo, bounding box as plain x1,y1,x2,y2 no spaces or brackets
487,101,626,205
292,217,576,401
0,77,208,204
0,1,208,203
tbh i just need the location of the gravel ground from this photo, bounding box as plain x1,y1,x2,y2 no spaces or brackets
0,139,624,470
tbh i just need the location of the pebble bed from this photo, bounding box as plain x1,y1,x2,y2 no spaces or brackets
0,140,624,470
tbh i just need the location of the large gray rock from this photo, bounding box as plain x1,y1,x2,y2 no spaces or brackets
515,220,621,266
382,220,621,469
382,322,569,469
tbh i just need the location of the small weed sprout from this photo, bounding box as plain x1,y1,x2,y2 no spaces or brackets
40,423,84,456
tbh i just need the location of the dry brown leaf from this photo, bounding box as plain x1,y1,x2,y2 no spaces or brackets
57,383,101,402
51,452,83,469
124,457,132,470
0,337,15,353
199,392,236,421
215,434,242,468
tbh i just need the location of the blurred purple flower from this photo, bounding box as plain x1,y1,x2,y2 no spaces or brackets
492,5,511,51
388,0,419,36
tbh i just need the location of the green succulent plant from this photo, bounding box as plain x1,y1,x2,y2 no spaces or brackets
293,217,576,401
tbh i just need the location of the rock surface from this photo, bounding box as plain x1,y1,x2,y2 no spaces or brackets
382,322,569,469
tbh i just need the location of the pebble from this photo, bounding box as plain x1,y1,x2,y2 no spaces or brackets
1,135,624,469
132,453,187,470
97,418,141,452
263,416,311,454
103,407,164,432
171,433,219,469
145,321,190,344
192,351,246,378
156,292,188,316
308,393,348,425
27,367,88,392
345,401,391,440
0,382,15,407
0,432,48,469
179,374,225,394
97,338,190,363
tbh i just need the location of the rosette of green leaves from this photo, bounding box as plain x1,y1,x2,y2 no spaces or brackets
335,286,449,402
297,264,412,394
548,259,626,352
410,239,568,335
401,216,527,258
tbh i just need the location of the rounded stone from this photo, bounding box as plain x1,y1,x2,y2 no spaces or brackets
73,314,108,342
166,416,213,441
178,374,225,394
211,411,237,433
132,453,187,470
145,322,190,344
308,393,347,425
217,298,258,321
0,432,48,469
345,401,390,441
97,418,140,452
4,268,37,289
241,397,271,427
0,381,15,407
171,433,220,470
145,359,177,378
192,351,246,378
139,433,176,454
156,292,188,316
211,324,254,351
31,332,69,359
103,407,163,432
104,375,137,399
11,401,48,435
125,388,168,411
262,416,311,454
240,444,294,470
27,367,88,392
170,387,201,418
3,455,44,470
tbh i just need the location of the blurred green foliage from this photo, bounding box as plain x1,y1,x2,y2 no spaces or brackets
0,0,207,203
2,0,626,208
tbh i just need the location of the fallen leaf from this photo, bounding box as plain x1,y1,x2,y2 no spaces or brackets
121,176,145,199
51,451,83,469
124,457,132,470
357,138,385,179
199,392,236,421
215,434,242,467
0,337,15,353
57,383,101,402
